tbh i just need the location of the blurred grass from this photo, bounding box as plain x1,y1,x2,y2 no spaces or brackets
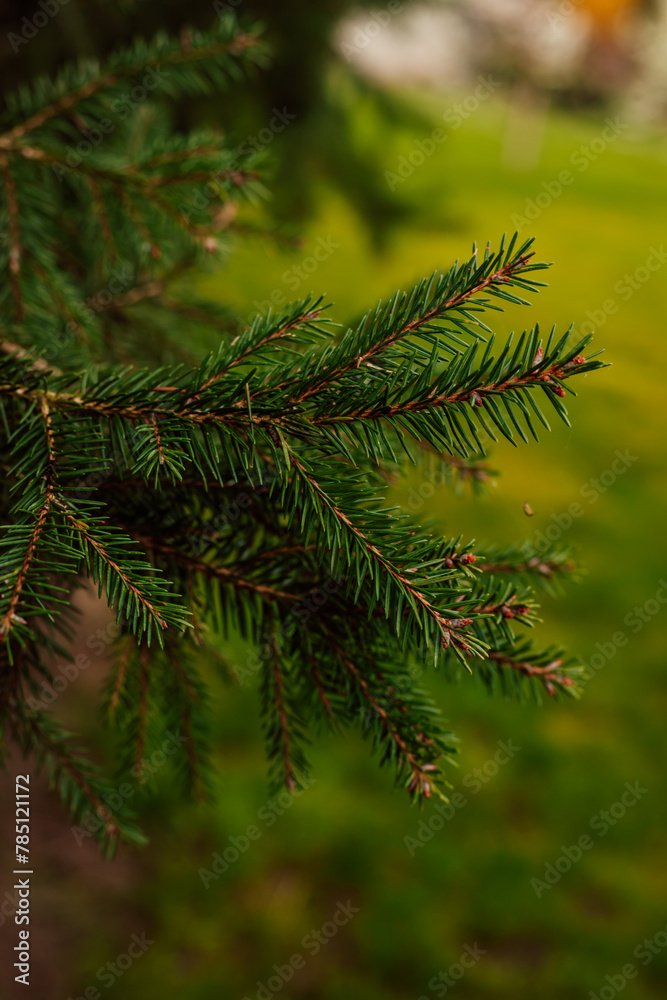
74,96,667,999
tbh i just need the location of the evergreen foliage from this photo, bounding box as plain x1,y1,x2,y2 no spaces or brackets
0,16,605,854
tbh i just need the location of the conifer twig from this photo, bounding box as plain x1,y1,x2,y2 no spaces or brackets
0,9,604,829
0,158,23,321
0,33,260,148
269,637,296,794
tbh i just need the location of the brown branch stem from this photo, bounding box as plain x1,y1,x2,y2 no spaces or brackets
1,157,23,321
0,35,260,148
270,634,296,793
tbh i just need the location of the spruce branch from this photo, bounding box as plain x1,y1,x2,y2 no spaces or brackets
0,24,265,146
9,705,146,856
287,453,485,659
476,541,580,596
0,338,61,375
268,633,298,794
52,500,189,642
486,647,582,699
132,531,302,604
324,629,446,799
0,15,606,836
162,643,210,797
277,237,544,404
0,157,23,321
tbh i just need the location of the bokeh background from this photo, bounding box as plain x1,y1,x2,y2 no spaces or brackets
1,1,666,997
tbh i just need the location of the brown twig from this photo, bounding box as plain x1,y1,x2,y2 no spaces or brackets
0,398,57,640
23,713,120,841
1,157,23,321
287,253,535,405
199,308,323,390
164,645,201,789
108,638,134,717
314,358,582,424
133,533,301,604
85,175,118,260
149,415,165,466
0,338,62,375
135,643,150,775
478,556,575,579
291,455,471,651
270,633,296,793
487,651,573,696
324,627,437,797
53,501,169,629
0,35,260,148
308,653,333,718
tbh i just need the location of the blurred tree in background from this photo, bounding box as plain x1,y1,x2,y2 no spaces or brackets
0,0,431,244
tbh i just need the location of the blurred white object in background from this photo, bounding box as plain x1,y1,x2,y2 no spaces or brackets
335,4,472,88
624,0,667,126
334,0,590,91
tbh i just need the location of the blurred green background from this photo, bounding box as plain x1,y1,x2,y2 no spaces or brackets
2,2,666,998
